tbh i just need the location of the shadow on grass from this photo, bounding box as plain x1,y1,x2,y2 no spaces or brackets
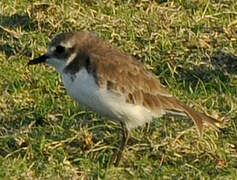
177,50,237,93
0,13,34,57
0,44,15,57
210,50,237,74
0,14,33,31
0,4,50,57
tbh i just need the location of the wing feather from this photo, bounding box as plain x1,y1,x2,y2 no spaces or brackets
90,51,172,100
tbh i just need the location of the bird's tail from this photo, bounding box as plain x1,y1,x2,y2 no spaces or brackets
179,103,222,135
163,96,222,136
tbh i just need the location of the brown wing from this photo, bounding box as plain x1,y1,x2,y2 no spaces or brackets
89,51,182,114
91,52,172,96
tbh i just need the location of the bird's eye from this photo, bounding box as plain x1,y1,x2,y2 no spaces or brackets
55,45,65,54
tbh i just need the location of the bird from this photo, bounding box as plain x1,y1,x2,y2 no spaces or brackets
28,31,222,166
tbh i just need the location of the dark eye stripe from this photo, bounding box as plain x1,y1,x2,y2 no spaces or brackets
55,45,65,54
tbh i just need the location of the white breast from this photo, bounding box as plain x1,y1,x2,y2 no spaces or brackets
62,68,158,130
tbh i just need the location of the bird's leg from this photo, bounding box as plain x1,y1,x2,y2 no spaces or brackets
113,121,129,166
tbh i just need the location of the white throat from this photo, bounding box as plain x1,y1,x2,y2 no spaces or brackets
46,57,66,74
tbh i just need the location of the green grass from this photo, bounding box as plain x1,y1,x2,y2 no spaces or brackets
0,0,237,179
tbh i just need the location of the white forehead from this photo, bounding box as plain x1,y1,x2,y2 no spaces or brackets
48,38,75,53
48,46,55,53
60,40,75,49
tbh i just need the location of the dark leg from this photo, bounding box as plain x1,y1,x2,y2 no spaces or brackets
114,121,129,166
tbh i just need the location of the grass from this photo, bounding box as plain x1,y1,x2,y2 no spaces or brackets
0,0,237,179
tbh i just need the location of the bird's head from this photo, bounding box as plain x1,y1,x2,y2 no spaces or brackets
28,32,92,73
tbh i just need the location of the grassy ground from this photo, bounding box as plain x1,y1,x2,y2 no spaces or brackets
0,0,237,179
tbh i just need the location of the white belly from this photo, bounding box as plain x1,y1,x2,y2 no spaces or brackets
62,68,157,130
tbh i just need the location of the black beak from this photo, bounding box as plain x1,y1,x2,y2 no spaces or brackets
28,54,49,65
